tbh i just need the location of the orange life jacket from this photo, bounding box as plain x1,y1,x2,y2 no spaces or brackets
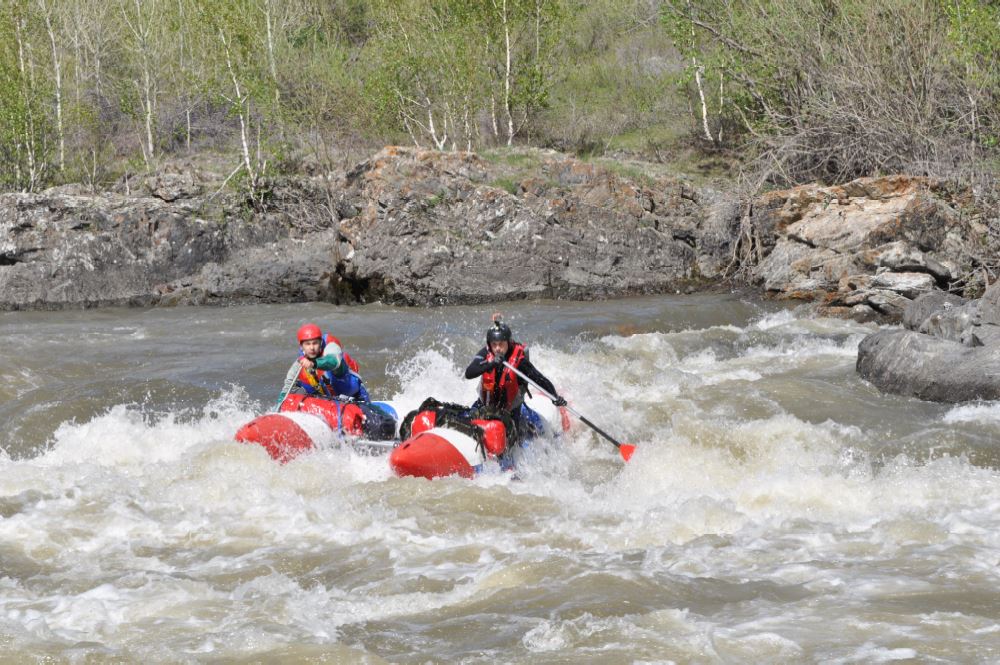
479,343,526,411
297,366,334,397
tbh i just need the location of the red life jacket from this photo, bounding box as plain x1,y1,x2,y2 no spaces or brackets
479,343,526,411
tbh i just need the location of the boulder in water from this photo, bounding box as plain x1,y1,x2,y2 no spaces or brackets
856,281,1000,401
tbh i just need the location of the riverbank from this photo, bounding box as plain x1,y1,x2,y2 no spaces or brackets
3,147,991,319
0,147,729,309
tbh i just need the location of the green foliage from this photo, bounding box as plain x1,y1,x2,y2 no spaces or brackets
663,0,1000,184
940,0,1000,147
424,189,449,207
534,0,684,154
362,0,493,147
481,148,542,169
0,2,55,192
196,0,278,110
602,161,655,187
362,0,571,149
0,0,699,194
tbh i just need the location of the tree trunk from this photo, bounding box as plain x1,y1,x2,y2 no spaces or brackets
263,0,279,104
14,16,41,190
40,1,65,172
502,0,514,146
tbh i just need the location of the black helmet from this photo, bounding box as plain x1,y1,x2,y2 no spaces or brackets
486,321,512,345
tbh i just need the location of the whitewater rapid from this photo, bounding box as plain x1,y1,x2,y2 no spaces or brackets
1,296,998,662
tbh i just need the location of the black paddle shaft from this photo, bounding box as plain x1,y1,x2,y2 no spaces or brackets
501,360,626,450
575,414,625,449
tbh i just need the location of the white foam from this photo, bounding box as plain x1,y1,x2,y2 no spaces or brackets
752,309,798,330
1,305,998,659
388,348,471,415
943,401,1000,424
37,391,256,468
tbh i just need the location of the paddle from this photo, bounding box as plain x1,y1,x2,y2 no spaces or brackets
502,361,635,461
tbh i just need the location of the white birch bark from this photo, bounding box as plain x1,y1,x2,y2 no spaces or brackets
14,16,40,190
262,0,280,103
686,0,713,143
119,0,159,168
694,63,712,142
177,0,191,150
717,74,724,144
38,0,65,172
500,0,514,145
425,95,446,150
219,28,254,184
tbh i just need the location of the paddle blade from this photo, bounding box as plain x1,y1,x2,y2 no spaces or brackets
619,444,636,461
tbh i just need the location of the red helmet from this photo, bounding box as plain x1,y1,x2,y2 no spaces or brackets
296,323,323,343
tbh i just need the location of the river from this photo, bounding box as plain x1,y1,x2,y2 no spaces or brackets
1,294,998,662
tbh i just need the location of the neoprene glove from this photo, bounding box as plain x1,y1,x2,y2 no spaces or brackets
552,395,567,407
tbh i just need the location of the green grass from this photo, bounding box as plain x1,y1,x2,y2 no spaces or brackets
425,190,447,207
606,123,689,153
481,149,545,170
592,161,658,188
490,176,520,195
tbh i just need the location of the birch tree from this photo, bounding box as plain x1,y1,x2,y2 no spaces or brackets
64,0,116,100
197,0,280,206
0,1,54,191
162,0,210,152
117,0,168,169
365,0,564,149
482,0,565,145
276,2,363,168
366,0,488,150
34,0,65,172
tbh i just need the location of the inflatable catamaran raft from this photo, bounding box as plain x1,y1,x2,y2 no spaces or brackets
236,361,632,474
235,394,399,463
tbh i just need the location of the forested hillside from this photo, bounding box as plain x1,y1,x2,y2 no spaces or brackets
0,0,684,197
2,0,997,202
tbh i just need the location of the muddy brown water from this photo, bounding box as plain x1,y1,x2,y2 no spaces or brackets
1,295,998,662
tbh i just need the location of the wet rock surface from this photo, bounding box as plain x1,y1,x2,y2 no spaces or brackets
856,282,1000,401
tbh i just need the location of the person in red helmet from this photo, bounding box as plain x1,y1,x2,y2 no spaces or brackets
276,323,369,407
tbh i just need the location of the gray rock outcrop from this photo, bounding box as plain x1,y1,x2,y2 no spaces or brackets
329,147,713,305
856,282,1000,401
1,149,989,319
748,176,974,323
0,176,330,309
1,147,727,309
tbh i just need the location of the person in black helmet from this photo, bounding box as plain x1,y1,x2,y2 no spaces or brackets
465,317,567,443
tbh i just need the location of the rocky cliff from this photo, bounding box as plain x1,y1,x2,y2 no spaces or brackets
747,176,983,323
1,148,733,309
1,149,991,317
